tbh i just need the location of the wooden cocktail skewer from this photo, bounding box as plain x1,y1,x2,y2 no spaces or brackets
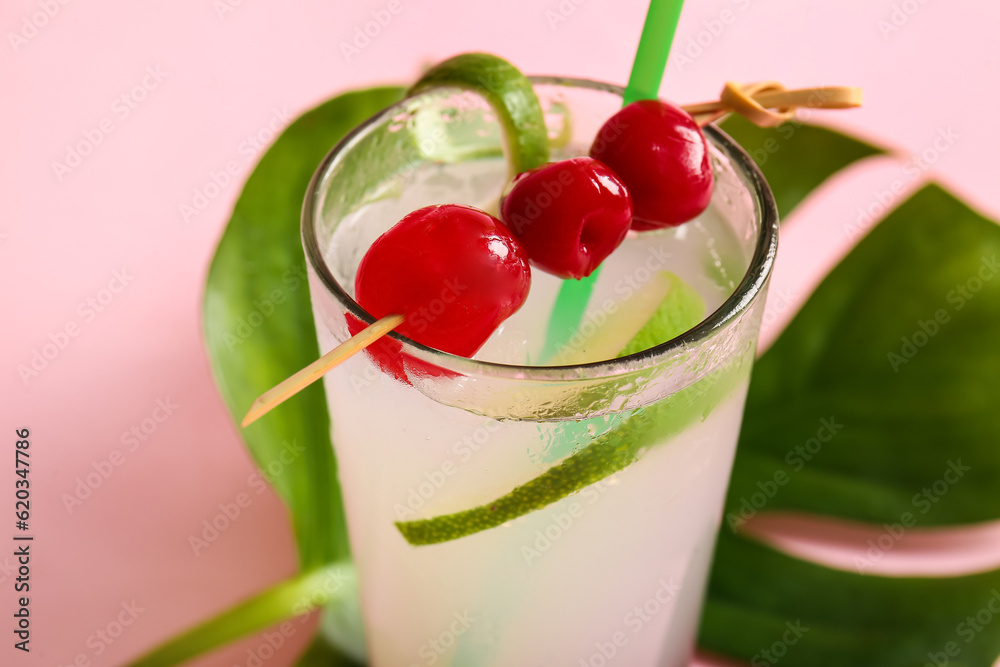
683,82,862,127
240,82,861,428
241,314,404,427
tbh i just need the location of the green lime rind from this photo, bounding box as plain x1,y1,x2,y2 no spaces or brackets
396,361,739,546
395,279,723,546
408,53,550,177
618,272,706,357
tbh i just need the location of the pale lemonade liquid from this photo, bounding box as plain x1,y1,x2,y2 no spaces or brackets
312,150,756,666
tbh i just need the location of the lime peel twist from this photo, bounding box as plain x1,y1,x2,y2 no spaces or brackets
397,55,731,547
408,53,550,179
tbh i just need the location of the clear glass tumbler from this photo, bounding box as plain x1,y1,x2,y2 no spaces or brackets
302,77,778,667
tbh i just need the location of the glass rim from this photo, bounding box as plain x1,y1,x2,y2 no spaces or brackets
302,75,779,382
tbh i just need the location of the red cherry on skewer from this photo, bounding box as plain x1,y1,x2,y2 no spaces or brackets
589,99,713,230
500,157,633,280
351,204,531,379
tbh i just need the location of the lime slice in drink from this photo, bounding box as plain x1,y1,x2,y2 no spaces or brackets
617,271,706,357
549,271,703,365
395,275,717,546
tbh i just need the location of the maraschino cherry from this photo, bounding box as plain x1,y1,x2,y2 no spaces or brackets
354,204,531,359
500,157,633,280
589,99,713,230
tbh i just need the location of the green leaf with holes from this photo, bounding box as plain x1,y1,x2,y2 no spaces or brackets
698,182,1000,666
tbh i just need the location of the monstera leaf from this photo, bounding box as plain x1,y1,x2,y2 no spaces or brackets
203,86,407,572
131,86,1000,667
701,119,1000,666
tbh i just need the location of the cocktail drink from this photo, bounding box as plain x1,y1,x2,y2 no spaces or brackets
302,76,777,666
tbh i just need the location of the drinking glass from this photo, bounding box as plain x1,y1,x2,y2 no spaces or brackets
302,76,778,667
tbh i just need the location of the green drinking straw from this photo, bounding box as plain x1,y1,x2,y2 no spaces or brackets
540,0,686,362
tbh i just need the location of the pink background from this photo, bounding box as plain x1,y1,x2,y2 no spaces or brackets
3,0,998,665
